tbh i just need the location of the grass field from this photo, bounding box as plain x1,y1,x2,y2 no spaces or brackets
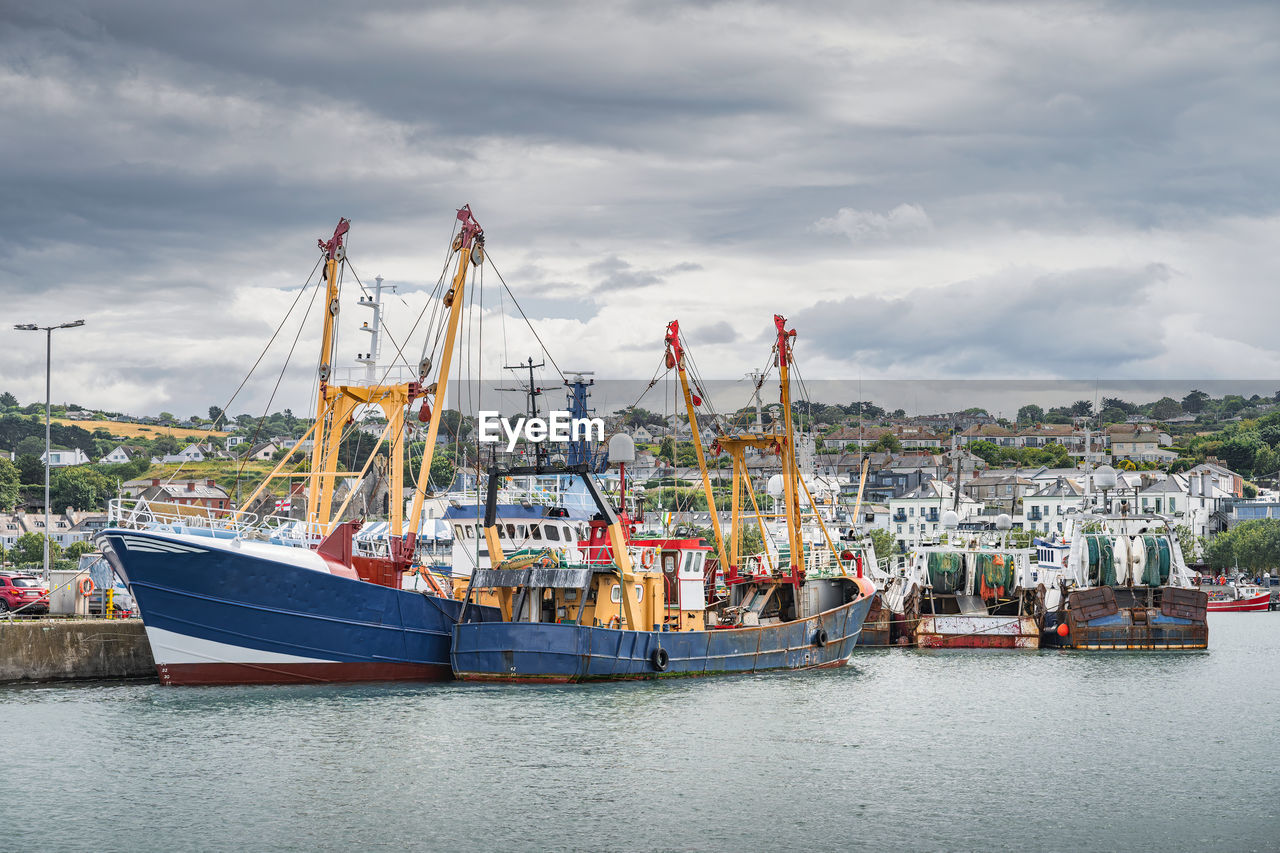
139,460,281,495
53,418,229,440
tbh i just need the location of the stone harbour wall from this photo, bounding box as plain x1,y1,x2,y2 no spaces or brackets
0,619,156,682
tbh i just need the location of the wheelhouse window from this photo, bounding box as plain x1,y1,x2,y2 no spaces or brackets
609,584,644,602
546,526,560,541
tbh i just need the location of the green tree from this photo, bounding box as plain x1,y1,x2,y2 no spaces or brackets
675,442,699,467
1150,396,1181,420
969,439,1002,465
16,454,43,485
657,436,675,463
870,433,902,454
428,453,455,489
1068,400,1094,417
1218,431,1264,476
50,466,115,510
0,392,17,408
1172,524,1203,563
1016,404,1044,425
208,405,225,425
868,528,895,565
739,522,765,556
10,532,61,566
16,436,45,457
158,412,175,424
1182,389,1209,413
0,458,19,511
1203,518,1280,571
65,540,95,561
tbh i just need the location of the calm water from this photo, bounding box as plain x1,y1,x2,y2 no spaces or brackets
3,615,1277,852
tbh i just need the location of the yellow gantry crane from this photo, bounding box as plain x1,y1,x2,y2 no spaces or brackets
237,208,485,573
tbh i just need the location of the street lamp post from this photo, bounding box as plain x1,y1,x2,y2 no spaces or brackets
14,319,85,581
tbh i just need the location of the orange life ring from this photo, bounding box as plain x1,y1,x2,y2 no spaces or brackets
640,549,656,569
78,577,95,596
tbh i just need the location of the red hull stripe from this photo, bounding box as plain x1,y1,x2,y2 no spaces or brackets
157,661,452,686
1207,597,1271,612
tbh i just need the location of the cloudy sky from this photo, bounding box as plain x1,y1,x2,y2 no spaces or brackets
1,1,1277,420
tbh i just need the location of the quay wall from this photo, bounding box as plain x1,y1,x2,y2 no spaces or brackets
0,619,156,683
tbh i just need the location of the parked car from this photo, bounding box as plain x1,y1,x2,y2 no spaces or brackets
0,572,50,615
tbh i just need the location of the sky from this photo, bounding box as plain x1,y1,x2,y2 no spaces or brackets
1,1,1277,421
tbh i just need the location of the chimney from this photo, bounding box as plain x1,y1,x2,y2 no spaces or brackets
187,481,195,491
207,479,215,487
152,478,160,486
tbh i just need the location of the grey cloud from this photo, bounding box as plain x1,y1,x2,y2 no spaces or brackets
697,321,737,345
590,256,702,293
791,264,1169,376
0,2,1277,413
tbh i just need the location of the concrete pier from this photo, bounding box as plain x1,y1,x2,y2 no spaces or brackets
0,619,156,683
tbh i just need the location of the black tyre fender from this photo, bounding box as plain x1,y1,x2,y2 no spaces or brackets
813,627,829,648
650,646,669,672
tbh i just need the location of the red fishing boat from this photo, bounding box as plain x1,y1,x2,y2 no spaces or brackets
1205,583,1271,612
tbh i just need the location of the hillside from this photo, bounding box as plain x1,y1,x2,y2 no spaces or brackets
53,418,229,441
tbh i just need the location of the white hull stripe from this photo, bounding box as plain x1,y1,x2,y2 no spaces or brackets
144,626,333,666
120,535,207,555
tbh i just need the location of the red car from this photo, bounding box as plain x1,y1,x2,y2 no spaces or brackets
0,573,49,615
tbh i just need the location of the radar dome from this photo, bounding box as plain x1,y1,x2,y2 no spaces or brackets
941,510,960,529
608,433,635,464
995,513,1013,531
1093,464,1118,490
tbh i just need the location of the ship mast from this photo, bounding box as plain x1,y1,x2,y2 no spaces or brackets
773,314,805,577
236,218,416,551
664,320,728,571
403,205,485,556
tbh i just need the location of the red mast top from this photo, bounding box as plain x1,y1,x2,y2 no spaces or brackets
318,218,350,261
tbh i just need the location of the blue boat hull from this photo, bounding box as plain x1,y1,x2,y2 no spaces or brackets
451,589,875,682
98,528,489,685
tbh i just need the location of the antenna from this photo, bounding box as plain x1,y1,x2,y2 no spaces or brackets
499,356,547,465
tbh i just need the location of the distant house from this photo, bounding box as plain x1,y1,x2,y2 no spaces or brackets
41,447,90,467
137,480,231,511
1107,424,1174,463
957,424,1016,447
631,426,654,443
225,436,246,450
99,445,140,464
242,441,281,461
176,443,206,462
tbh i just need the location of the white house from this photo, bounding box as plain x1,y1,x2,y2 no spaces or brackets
41,448,90,467
1024,477,1085,536
100,445,135,464
176,444,205,462
225,436,246,450
888,480,980,548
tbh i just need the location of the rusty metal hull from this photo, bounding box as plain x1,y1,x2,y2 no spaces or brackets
915,614,1040,649
1043,586,1208,650
854,593,893,648
452,589,875,682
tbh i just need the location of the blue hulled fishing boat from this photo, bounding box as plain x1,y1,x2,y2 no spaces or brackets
98,208,501,684
450,316,878,682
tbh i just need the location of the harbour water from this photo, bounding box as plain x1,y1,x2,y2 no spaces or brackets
4,614,1277,852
